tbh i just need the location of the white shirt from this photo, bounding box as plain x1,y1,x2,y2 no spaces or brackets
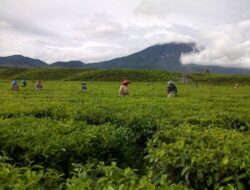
119,85,129,96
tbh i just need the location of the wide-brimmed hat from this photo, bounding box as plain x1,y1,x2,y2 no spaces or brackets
122,79,130,85
167,80,174,85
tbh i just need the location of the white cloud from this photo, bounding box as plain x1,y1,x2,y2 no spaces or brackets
181,20,250,68
0,0,250,68
136,0,250,26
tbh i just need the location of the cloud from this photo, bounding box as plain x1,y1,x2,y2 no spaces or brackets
0,9,193,63
0,17,56,37
135,0,250,25
181,20,250,68
0,0,250,68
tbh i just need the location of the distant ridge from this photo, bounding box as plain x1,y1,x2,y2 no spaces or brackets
86,43,197,70
1,43,250,74
51,61,85,68
0,55,47,68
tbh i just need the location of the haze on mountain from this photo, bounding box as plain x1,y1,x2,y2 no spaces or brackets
0,0,250,70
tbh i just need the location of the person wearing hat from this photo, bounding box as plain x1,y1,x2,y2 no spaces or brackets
167,80,177,97
22,80,27,87
36,81,43,91
119,79,130,96
234,83,239,89
11,80,19,91
81,82,87,92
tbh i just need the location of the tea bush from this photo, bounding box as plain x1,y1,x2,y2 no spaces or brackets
146,125,250,189
0,80,249,189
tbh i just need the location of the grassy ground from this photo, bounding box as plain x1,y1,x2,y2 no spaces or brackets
0,80,250,189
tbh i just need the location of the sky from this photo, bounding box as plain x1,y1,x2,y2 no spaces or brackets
0,0,250,68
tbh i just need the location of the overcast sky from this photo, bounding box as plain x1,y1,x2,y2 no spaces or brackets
0,0,250,68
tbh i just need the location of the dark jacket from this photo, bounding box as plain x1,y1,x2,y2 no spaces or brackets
168,84,177,94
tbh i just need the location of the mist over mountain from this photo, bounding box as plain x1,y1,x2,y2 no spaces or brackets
1,43,250,74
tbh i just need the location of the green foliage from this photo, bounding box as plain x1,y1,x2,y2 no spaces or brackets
146,125,250,189
1,67,250,83
188,73,250,84
0,80,250,189
0,67,28,79
66,162,189,190
0,68,180,81
0,154,62,189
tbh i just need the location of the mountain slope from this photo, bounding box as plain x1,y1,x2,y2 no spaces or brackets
0,43,250,74
87,43,250,74
87,43,196,70
0,55,47,68
50,61,85,68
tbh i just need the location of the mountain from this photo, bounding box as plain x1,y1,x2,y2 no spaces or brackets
87,43,196,70
0,55,47,68
0,43,250,74
86,43,250,74
50,61,85,68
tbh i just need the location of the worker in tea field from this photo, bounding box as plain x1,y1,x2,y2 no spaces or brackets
192,82,198,88
36,81,43,91
81,82,87,92
234,83,239,88
22,80,27,87
167,80,177,97
145,82,153,87
11,80,19,91
119,79,130,96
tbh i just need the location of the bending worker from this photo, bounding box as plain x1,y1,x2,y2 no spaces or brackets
36,81,43,91
119,79,130,96
11,80,19,91
167,80,177,97
81,82,87,92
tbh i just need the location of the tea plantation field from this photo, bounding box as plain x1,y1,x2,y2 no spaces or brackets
0,80,250,189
